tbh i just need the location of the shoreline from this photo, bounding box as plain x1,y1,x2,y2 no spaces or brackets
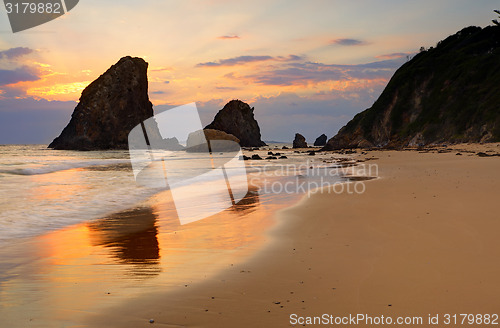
83,143,500,327
0,155,309,327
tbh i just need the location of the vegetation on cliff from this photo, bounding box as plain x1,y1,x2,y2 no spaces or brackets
324,25,500,150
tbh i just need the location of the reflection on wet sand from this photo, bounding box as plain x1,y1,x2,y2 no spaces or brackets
0,180,293,327
149,185,274,253
231,189,260,214
87,207,161,277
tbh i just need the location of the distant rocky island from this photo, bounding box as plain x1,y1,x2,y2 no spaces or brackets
324,25,500,150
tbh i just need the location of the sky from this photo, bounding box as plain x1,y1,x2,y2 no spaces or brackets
0,0,498,144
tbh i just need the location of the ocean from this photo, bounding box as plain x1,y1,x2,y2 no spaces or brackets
0,145,159,244
0,144,345,245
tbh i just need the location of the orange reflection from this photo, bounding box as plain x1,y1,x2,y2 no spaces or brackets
37,225,92,267
88,208,161,274
0,181,290,326
149,187,271,252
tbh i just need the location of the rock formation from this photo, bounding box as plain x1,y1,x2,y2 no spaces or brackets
205,100,266,147
185,129,240,152
49,56,157,150
323,25,500,150
293,133,307,148
313,134,327,146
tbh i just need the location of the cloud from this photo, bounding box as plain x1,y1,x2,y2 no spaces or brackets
243,58,405,86
350,59,404,69
247,64,345,85
0,67,40,86
331,38,367,46
0,47,34,60
0,47,44,96
276,54,303,61
376,52,413,59
217,35,240,39
150,66,173,72
151,90,165,94
197,55,274,67
215,86,240,90
196,54,303,67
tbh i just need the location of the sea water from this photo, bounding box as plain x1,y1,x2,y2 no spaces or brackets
0,144,345,245
0,145,161,243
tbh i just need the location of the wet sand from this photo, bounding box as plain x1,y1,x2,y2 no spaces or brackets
0,185,293,327
82,143,500,327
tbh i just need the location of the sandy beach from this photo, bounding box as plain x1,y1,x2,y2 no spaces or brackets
79,143,500,327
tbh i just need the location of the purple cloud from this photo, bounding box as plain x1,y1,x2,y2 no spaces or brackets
243,58,405,86
248,65,345,85
0,47,34,60
331,38,366,46
215,86,240,90
217,35,240,39
276,55,303,61
376,52,412,59
196,54,303,67
197,55,274,67
0,66,40,86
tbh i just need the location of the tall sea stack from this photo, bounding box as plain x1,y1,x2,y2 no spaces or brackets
49,56,155,150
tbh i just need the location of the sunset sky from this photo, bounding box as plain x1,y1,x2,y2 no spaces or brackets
0,0,497,144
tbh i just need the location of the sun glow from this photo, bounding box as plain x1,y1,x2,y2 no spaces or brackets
26,81,91,100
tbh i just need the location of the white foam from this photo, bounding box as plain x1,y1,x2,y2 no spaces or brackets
0,159,131,176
